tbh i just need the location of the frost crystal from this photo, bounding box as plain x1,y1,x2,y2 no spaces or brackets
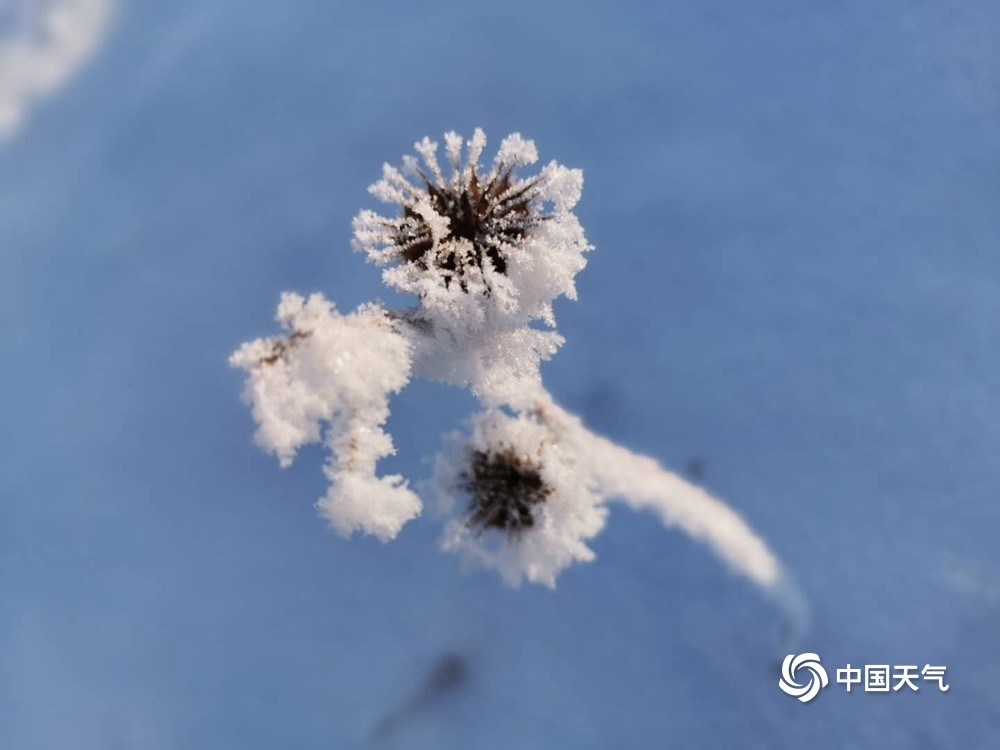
231,130,795,604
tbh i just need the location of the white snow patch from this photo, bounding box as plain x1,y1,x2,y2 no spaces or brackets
0,0,114,141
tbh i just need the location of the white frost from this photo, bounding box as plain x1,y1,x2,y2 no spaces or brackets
229,292,418,541
536,399,783,590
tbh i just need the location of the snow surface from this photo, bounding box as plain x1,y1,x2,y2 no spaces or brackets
2,0,998,748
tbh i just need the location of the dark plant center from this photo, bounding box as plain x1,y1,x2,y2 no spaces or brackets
461,446,552,534
396,169,541,289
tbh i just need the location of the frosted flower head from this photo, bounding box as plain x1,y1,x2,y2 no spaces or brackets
434,409,607,587
353,129,590,331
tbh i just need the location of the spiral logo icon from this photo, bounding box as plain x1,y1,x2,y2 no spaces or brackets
779,653,829,703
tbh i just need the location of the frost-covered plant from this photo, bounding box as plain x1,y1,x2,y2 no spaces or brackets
231,130,797,605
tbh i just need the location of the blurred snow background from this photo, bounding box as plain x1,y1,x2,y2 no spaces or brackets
1,0,998,747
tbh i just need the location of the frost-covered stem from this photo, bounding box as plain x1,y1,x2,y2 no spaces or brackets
532,395,806,623
533,398,778,588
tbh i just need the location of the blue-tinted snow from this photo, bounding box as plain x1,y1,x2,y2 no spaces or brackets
2,0,998,747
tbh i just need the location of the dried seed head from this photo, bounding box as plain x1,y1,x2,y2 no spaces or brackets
460,445,552,535
354,129,552,295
